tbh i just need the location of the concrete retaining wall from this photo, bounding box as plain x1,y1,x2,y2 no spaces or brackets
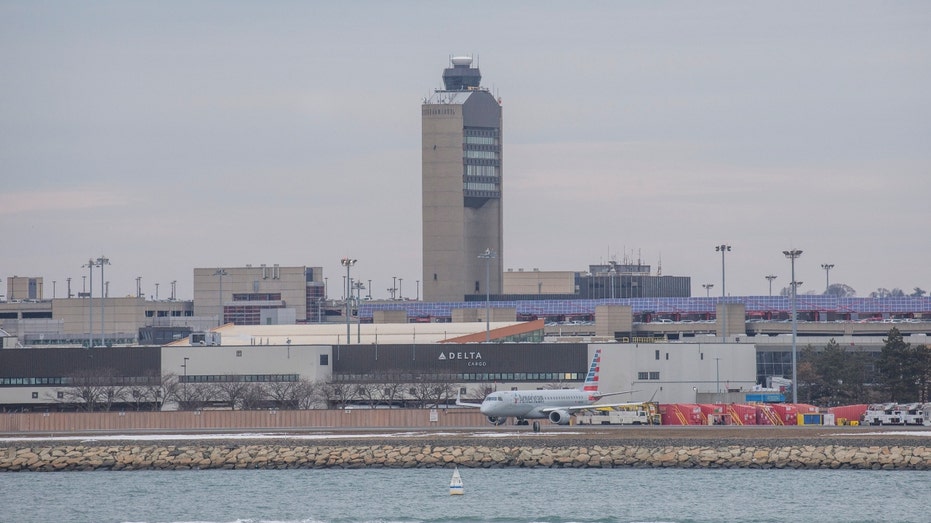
3,442,929,471
0,409,487,433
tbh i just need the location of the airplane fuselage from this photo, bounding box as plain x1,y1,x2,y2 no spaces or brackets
480,390,594,420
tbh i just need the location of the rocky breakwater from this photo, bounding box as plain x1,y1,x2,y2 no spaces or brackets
2,434,930,471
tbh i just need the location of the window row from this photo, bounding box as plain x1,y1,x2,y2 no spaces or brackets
464,135,498,145
465,150,498,159
465,164,499,177
181,374,300,384
464,182,498,192
333,372,583,382
1,376,159,386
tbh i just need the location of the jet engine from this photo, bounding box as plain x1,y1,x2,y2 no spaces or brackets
487,416,507,426
547,410,572,425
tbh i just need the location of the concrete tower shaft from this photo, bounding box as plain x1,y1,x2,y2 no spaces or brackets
422,56,503,302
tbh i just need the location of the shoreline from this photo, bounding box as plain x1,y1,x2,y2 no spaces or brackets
3,426,929,471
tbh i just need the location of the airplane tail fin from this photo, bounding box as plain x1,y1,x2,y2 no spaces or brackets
581,347,602,399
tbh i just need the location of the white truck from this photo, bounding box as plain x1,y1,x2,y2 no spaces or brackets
574,403,659,425
863,402,930,426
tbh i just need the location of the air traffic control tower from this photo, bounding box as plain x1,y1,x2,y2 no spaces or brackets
422,56,503,302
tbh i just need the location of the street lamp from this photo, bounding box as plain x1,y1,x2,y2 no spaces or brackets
765,275,777,297
478,248,496,342
783,249,803,404
213,268,228,327
821,264,834,294
702,283,714,297
341,258,357,344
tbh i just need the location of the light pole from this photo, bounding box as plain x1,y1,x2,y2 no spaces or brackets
416,280,420,301
715,356,721,397
399,278,403,300
478,249,496,342
765,275,777,296
341,258,357,344
96,256,109,348
181,357,189,408
783,249,803,404
213,268,227,327
715,245,731,341
715,245,731,296
821,264,834,293
83,258,97,347
702,283,714,297
608,263,616,299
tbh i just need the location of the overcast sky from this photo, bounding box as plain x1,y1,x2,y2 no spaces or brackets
2,2,929,301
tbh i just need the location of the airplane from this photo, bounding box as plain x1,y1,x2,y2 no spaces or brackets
456,347,638,428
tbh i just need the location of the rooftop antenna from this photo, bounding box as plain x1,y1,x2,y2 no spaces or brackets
657,253,663,276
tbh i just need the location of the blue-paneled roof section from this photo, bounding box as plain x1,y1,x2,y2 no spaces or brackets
359,297,931,319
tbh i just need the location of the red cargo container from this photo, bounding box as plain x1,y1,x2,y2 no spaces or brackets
699,404,729,425
828,404,869,425
770,404,799,424
659,403,704,425
727,403,760,425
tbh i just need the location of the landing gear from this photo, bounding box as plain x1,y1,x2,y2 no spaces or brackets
516,419,529,426
532,421,541,432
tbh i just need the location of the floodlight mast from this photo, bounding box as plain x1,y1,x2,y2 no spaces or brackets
783,249,803,403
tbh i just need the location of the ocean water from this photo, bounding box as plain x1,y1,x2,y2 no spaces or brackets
0,467,926,523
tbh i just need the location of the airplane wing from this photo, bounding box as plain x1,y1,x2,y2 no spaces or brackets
589,389,638,400
455,391,483,409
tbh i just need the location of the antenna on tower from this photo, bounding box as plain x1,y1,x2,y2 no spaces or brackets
657,253,662,276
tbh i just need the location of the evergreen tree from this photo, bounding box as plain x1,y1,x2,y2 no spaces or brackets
877,328,931,402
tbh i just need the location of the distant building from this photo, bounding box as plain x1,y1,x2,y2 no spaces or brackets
192,265,324,326
422,56,503,302
6,276,43,301
499,263,691,300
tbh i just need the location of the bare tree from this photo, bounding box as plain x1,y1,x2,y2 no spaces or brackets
266,379,301,409
468,382,497,402
55,368,124,412
99,383,128,412
173,382,215,411
354,382,385,408
215,380,250,410
296,379,325,409
125,370,170,411
320,381,357,409
825,283,857,297
380,380,407,408
409,375,457,408
239,383,268,410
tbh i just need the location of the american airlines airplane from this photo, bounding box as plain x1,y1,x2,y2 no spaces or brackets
456,347,637,427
